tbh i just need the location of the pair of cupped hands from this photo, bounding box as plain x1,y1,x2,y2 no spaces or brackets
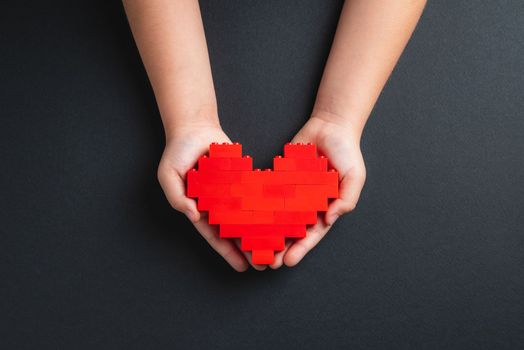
157,112,366,271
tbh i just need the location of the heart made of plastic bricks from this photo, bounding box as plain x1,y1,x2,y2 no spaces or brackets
186,142,339,265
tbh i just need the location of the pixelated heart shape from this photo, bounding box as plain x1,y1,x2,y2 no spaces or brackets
186,143,339,265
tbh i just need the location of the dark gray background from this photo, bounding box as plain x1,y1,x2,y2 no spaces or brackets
1,0,523,349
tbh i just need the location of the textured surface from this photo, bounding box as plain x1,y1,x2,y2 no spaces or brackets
187,143,338,264
1,0,524,349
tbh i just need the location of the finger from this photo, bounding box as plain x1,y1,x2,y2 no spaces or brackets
284,216,331,267
194,218,249,272
325,168,365,226
234,239,267,271
270,240,292,269
158,167,200,223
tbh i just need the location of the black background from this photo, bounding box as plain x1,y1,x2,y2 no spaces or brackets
1,1,523,349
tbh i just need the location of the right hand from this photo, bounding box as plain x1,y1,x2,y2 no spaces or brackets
157,123,267,272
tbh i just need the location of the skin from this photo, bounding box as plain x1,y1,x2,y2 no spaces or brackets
123,0,427,271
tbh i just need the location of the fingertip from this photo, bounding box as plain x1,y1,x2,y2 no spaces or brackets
250,257,268,271
283,249,302,267
269,260,283,270
229,253,250,272
233,262,250,272
185,210,199,223
192,210,201,223
229,255,251,272
270,241,292,269
253,264,268,271
187,199,200,222
284,257,298,267
223,252,250,272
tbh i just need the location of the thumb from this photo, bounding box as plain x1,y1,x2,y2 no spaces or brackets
325,167,366,225
158,167,200,223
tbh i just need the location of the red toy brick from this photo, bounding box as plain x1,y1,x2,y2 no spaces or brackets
196,171,243,184
285,196,328,211
241,196,285,211
274,211,317,225
230,157,253,170
197,197,242,211
209,142,242,158
231,183,263,197
295,184,338,199
240,169,269,184
284,143,317,158
195,183,232,197
262,184,296,198
319,156,329,171
198,156,232,171
209,210,252,225
251,211,274,224
282,224,307,237
273,157,328,172
186,169,200,198
219,224,306,238
252,250,274,265
241,236,285,251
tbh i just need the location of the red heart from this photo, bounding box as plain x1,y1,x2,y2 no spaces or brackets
186,143,339,265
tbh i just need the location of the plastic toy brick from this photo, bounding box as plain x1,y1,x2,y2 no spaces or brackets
198,157,232,171
186,169,200,198
194,171,243,184
209,210,253,225
186,142,339,265
230,157,253,170
198,156,252,171
197,197,242,211
194,183,232,197
295,183,338,199
252,250,274,265
241,196,285,211
231,183,263,197
284,143,317,158
251,211,274,224
284,196,328,211
209,142,242,158
219,224,306,238
262,184,296,198
241,236,285,251
273,156,328,172
273,211,318,225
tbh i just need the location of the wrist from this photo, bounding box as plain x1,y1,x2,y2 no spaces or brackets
311,92,370,136
309,109,364,143
162,104,221,141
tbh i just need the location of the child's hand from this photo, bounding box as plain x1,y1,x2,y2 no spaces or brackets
271,113,367,268
157,124,267,272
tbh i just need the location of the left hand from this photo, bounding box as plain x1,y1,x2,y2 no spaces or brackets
270,113,367,268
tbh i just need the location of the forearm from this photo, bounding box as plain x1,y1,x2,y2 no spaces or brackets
313,0,426,137
123,0,219,138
